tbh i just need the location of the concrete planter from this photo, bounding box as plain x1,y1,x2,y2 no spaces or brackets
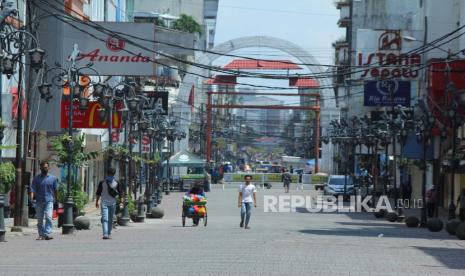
116,214,130,226
426,218,444,232
74,216,91,230
445,219,461,235
456,223,465,240
150,207,165,219
374,209,387,218
130,212,144,223
405,216,420,228
386,212,398,222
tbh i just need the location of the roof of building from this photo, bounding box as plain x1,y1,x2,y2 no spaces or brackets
289,77,319,88
223,59,302,70
204,75,237,85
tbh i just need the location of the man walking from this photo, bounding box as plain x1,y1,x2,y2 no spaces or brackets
30,160,58,240
238,175,257,229
96,168,122,240
282,168,292,193
425,185,437,218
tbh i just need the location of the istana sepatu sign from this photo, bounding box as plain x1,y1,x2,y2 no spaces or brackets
356,30,421,80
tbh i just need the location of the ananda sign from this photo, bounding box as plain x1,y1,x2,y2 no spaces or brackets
63,22,155,76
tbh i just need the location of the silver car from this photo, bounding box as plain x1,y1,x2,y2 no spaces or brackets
324,175,354,196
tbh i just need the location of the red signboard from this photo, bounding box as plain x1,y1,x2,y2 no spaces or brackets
60,101,123,129
427,59,465,136
428,59,465,117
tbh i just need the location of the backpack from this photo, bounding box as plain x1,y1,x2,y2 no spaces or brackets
106,180,119,198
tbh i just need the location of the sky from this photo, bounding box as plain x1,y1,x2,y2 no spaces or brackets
213,0,345,103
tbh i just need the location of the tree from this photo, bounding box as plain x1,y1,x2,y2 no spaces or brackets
155,17,166,28
173,14,202,35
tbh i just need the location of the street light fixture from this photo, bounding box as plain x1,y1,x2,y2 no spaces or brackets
37,45,100,234
402,35,450,54
28,48,46,71
92,82,107,98
127,97,140,112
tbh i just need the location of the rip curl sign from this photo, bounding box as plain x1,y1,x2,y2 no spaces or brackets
364,80,411,107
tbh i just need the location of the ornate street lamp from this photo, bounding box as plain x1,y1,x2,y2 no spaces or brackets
37,45,100,234
127,97,140,112
92,82,107,98
28,48,46,71
38,83,52,101
138,120,149,132
78,97,90,111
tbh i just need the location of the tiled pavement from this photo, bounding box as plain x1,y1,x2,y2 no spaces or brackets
0,184,464,276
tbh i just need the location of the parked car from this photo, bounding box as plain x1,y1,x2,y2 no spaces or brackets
324,175,354,197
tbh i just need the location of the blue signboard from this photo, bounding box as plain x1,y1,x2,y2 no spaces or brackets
364,80,411,107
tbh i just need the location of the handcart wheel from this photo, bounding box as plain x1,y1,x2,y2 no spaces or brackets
182,209,186,227
204,208,207,227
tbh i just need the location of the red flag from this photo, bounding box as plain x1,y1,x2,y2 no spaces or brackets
11,86,27,120
188,85,195,113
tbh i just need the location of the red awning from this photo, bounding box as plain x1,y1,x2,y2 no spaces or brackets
223,59,301,70
289,77,319,88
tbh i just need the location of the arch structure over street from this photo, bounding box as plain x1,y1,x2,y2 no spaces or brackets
175,36,339,173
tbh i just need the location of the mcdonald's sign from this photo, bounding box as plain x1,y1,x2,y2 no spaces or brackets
60,101,123,129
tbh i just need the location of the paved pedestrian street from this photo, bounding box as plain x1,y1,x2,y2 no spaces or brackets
1,185,465,276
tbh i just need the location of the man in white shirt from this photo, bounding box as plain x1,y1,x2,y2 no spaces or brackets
238,175,257,229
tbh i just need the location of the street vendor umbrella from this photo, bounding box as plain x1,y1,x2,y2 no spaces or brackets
162,149,206,168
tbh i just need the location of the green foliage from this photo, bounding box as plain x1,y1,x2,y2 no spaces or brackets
51,134,99,167
0,162,16,193
173,14,202,34
132,153,161,165
104,145,129,161
155,17,166,27
57,180,89,214
115,193,135,215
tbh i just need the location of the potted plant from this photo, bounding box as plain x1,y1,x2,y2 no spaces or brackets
0,162,15,241
50,134,98,226
103,145,129,161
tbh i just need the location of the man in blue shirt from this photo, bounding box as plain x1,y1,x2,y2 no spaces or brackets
30,160,58,240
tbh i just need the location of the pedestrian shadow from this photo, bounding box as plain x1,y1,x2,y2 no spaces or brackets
295,207,382,220
297,226,456,240
414,246,465,269
336,221,401,227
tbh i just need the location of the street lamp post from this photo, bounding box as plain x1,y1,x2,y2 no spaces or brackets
446,103,463,219
38,45,100,234
165,126,174,195
1,25,46,229
416,114,434,227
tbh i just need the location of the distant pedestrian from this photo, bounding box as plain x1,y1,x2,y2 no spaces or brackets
282,169,292,193
238,175,257,229
290,165,294,174
30,160,58,240
401,175,412,202
425,186,437,218
457,189,465,222
96,167,123,240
